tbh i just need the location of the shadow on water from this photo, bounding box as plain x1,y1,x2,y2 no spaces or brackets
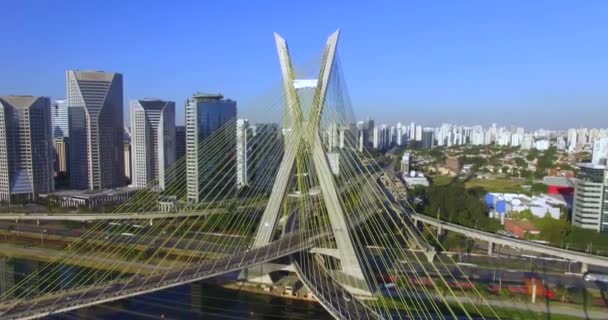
50,281,332,320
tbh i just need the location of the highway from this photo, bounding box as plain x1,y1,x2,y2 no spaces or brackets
0,221,245,255
0,210,224,222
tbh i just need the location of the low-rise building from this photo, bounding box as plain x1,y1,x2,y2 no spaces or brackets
486,192,565,220
402,171,429,188
445,155,462,173
504,219,539,238
42,187,139,209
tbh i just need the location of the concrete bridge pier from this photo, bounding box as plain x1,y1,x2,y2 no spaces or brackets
487,242,494,256
424,249,436,263
149,219,153,227
436,225,443,238
581,262,588,274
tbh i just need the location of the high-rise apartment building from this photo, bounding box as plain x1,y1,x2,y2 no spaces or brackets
592,137,608,165
572,163,608,232
185,93,236,203
130,99,176,190
67,71,125,190
0,96,54,202
415,125,423,141
409,122,415,140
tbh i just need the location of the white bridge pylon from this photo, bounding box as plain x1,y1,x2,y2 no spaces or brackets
251,30,370,286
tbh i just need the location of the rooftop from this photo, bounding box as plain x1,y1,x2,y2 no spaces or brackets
192,92,224,100
542,176,574,187
577,162,607,170
506,219,538,231
47,187,138,198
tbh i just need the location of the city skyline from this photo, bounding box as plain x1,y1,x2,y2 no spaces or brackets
2,1,608,128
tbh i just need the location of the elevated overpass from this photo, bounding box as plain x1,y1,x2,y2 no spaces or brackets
412,213,608,271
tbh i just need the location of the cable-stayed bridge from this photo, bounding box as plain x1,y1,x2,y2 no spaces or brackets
0,31,602,320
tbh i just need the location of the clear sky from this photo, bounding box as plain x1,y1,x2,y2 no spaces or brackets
1,1,607,129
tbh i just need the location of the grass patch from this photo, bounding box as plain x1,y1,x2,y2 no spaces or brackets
464,178,527,194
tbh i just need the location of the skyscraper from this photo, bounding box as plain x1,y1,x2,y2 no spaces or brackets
51,99,69,138
130,99,176,190
185,93,236,203
0,96,54,202
175,126,186,161
67,71,125,190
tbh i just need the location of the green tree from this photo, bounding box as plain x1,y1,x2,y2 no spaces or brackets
530,183,548,194
513,157,527,168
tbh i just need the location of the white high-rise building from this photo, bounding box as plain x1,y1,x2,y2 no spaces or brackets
510,133,522,147
521,134,533,150
573,163,608,232
236,119,250,189
186,93,237,203
577,128,589,148
415,125,422,141
130,99,176,190
567,128,578,151
592,137,608,165
0,96,54,202
373,125,388,150
534,139,550,151
401,152,411,173
396,122,405,146
409,122,415,140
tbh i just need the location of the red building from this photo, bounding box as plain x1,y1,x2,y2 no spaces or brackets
504,219,539,238
543,176,574,197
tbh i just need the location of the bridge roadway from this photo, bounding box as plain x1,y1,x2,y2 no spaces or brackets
411,213,608,268
0,173,379,223
0,229,330,320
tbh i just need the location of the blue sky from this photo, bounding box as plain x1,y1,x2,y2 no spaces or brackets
1,1,607,128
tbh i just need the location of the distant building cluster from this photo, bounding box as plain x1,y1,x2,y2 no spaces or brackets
355,120,608,159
